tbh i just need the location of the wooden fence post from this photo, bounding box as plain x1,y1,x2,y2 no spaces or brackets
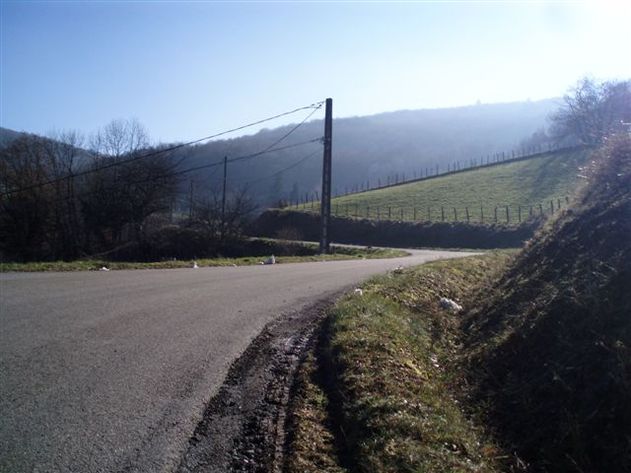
494,207,498,223
505,205,510,223
480,206,484,223
518,205,521,223
441,207,445,222
453,207,457,221
466,207,470,223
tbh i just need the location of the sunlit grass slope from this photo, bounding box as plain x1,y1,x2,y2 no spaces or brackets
295,149,590,224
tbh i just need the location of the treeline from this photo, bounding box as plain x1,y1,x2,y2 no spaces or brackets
523,78,631,148
0,120,255,262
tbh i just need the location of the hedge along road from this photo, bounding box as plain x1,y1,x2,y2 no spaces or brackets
0,249,474,473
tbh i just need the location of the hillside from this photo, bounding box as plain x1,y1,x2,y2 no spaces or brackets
178,99,557,206
281,137,631,473
291,147,590,225
464,135,631,471
0,127,23,147
1,100,556,208
255,148,592,248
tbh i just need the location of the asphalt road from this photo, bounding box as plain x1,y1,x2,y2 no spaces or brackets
0,249,472,473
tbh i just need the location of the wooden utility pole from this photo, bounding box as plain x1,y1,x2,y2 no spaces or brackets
320,98,333,253
188,180,194,219
221,156,227,239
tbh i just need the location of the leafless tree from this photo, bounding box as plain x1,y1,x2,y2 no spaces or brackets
190,186,257,244
43,130,85,257
1,119,180,261
80,121,178,251
0,135,53,260
90,118,149,158
551,78,631,145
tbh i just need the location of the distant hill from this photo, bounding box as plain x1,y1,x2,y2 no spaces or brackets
0,127,23,147
178,99,559,207
1,99,559,208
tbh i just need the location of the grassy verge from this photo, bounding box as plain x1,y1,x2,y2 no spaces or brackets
285,252,516,473
0,246,407,272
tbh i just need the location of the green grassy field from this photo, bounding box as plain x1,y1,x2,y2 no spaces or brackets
293,149,590,225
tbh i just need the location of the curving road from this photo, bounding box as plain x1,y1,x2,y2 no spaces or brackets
0,249,473,472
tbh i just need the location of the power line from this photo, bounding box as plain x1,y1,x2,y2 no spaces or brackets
1,101,324,197
177,104,322,183
256,104,322,156
177,102,323,175
172,138,322,177
39,137,322,205
242,148,322,186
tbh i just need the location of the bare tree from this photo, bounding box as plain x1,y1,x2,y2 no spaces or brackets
43,130,85,258
551,78,631,145
80,121,178,252
90,118,149,158
190,186,257,245
0,135,56,260
1,119,180,261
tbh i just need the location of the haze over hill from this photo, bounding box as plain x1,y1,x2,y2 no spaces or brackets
1,98,557,208
172,98,558,206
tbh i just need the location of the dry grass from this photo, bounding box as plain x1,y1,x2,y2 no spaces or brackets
285,252,516,473
0,246,407,272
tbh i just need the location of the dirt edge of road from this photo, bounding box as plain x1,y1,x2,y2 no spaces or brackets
176,291,346,473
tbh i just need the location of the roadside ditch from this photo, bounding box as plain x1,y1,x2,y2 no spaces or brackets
175,293,345,473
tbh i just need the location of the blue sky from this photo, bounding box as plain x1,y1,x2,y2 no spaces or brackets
1,1,630,143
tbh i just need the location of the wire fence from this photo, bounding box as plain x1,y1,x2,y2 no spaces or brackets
330,142,581,199
286,196,571,225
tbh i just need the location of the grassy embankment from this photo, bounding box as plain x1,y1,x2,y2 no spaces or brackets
285,137,631,472
0,244,407,272
292,148,589,225
286,252,516,473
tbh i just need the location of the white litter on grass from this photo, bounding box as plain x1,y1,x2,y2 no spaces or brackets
354,288,363,296
192,261,199,269
263,255,276,265
99,266,110,272
392,265,404,274
439,297,463,312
